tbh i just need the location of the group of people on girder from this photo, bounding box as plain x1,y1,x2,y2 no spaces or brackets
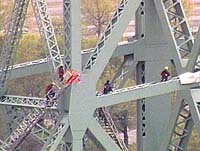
45,64,80,107
95,80,113,96
97,66,170,96
45,65,170,106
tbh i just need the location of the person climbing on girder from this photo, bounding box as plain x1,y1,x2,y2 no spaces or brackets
98,107,107,125
58,64,65,82
103,80,113,94
45,82,58,107
161,66,170,82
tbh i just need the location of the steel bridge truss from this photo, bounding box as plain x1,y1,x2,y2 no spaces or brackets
0,0,200,151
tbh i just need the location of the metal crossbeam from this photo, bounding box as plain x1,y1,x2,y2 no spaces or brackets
96,78,198,108
1,43,128,80
32,0,63,71
12,112,58,144
0,0,30,88
2,40,176,80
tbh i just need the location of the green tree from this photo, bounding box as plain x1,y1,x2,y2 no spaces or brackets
9,33,52,97
0,1,13,31
16,33,45,63
187,128,200,151
82,36,98,49
82,0,120,37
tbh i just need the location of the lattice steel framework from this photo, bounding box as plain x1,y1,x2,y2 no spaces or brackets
63,0,72,69
154,0,194,67
0,0,30,88
167,100,193,151
0,0,200,151
31,0,63,71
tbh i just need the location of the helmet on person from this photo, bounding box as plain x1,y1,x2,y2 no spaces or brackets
164,66,169,70
106,80,110,83
51,82,56,85
60,64,64,67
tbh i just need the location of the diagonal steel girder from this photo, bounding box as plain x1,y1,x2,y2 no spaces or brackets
0,108,44,151
152,3,198,149
88,118,122,151
83,0,141,81
31,0,63,71
160,97,194,151
154,0,193,70
187,27,200,71
41,115,70,151
189,89,200,134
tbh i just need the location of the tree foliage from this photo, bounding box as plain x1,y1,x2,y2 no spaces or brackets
0,1,13,31
16,33,45,63
182,0,195,18
82,0,120,37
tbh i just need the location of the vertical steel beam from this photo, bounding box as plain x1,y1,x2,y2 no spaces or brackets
63,0,72,70
63,0,81,71
136,61,146,151
135,3,145,150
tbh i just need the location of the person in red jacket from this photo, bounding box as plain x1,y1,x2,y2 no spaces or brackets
45,82,57,107
161,66,170,82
